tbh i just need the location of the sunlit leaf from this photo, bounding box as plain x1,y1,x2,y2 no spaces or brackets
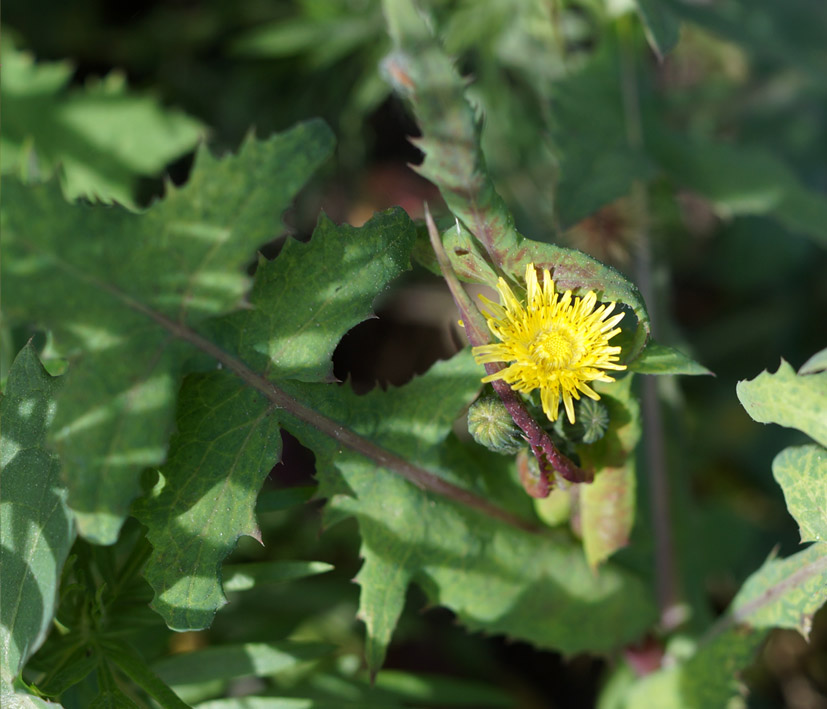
772,445,827,543
1,37,204,208
737,359,827,447
2,120,335,544
0,345,74,696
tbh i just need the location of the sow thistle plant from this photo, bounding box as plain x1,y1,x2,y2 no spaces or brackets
3,1,827,708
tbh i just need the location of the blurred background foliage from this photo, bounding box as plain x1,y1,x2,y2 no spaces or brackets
3,0,826,706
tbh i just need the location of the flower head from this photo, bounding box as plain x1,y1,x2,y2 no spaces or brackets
472,264,626,425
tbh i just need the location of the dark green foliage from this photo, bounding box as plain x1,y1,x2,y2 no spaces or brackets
3,0,827,706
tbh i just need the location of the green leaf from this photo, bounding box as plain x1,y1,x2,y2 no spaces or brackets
635,0,681,58
209,208,417,383
132,371,283,630
661,0,827,78
736,359,827,447
284,351,656,674
620,631,762,709
772,445,827,543
650,131,827,248
549,40,655,229
381,0,520,264
0,692,65,709
380,1,651,353
222,561,334,592
579,376,640,569
373,669,513,706
1,37,204,208
627,341,712,376
255,486,315,513
104,642,189,709
89,689,141,709
151,642,334,686
0,345,75,694
133,207,415,630
2,120,335,544
731,543,827,638
800,347,827,375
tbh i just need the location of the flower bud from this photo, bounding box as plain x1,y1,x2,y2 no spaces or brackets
562,398,610,444
467,394,524,455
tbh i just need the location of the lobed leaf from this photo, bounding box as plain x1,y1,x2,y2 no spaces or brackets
772,445,827,544
208,208,417,383
2,120,335,544
132,371,283,630
0,345,75,696
133,207,416,630
736,359,827,448
730,543,827,639
282,351,656,674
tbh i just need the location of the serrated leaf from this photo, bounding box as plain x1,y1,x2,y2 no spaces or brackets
2,120,335,544
628,341,712,376
282,351,656,674
382,0,520,264
209,208,417,383
0,345,75,694
380,0,651,353
1,37,204,207
772,445,827,543
579,376,640,569
132,371,283,630
635,0,681,58
732,543,827,638
133,208,415,630
736,359,827,447
151,642,333,686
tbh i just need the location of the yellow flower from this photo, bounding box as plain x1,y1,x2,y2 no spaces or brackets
472,264,626,424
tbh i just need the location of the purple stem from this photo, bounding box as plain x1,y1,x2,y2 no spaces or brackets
424,205,592,492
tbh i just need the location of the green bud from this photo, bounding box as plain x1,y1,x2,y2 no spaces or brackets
467,395,524,455
563,398,610,444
